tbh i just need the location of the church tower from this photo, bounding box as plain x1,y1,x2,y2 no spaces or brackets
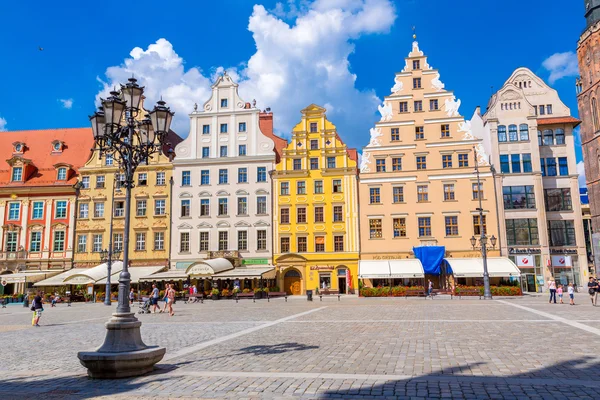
585,0,600,27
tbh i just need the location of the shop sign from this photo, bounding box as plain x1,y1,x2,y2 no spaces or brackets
176,261,194,270
551,255,572,268
208,250,239,259
509,248,541,254
372,255,404,260
66,276,93,284
516,255,535,268
187,264,214,276
310,266,334,271
550,249,577,255
242,258,269,265
536,275,545,285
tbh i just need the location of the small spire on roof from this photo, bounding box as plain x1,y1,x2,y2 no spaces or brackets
412,26,417,40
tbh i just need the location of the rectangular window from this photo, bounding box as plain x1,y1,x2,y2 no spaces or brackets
315,236,325,252
393,218,407,238
218,231,228,251
154,232,164,251
442,154,452,168
546,158,557,176
238,168,248,183
310,157,319,170
280,182,290,195
239,145,247,156
458,153,469,167
138,173,147,186
77,234,87,253
293,159,302,170
370,219,382,239
180,232,190,253
520,124,529,141
156,172,166,185
548,220,576,246
510,154,521,173
413,60,420,70
392,157,402,171
376,159,386,172
155,199,166,215
30,231,42,252
104,154,113,166
32,201,44,219
221,98,228,108
314,206,324,223
136,200,147,217
314,180,324,194
418,217,432,237
201,170,210,185
114,201,125,217
220,146,228,157
399,102,408,113
115,173,125,189
202,124,210,134
539,105,545,115
297,181,306,194
370,187,381,204
200,199,210,216
473,215,487,236
333,205,343,222
430,99,439,110
181,199,191,217
410,127,423,143
202,147,210,158
218,198,228,216
257,167,267,182
334,236,344,252
12,167,22,182
555,129,565,145
113,233,123,252
310,139,319,150
500,155,510,173
544,188,572,211
182,171,191,186
327,157,336,168
96,175,105,189
541,158,546,176
220,123,228,133
508,125,518,142
522,154,532,173
280,237,290,253
472,182,483,200
547,105,553,115
534,105,538,116
391,128,400,141
416,156,426,170
257,196,267,215
92,234,103,252
238,122,247,132
332,179,342,193
57,167,67,180
94,202,104,218
393,186,404,203
414,100,423,112
280,208,290,224
443,184,455,201
413,77,422,89
199,232,209,251
417,185,429,202
543,130,554,146
558,157,568,176
219,169,228,184
54,201,67,220
506,219,539,245
310,122,318,133
5,232,18,252
445,216,459,236
297,207,307,223
441,124,450,137
78,203,89,219
503,186,536,209
238,231,248,251
81,176,90,189
297,237,307,252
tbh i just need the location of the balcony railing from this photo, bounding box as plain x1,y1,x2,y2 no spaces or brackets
0,250,28,260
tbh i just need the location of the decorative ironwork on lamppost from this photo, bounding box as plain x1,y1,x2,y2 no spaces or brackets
471,146,496,300
77,78,173,378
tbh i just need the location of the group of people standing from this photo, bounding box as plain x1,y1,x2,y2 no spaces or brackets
149,283,176,316
548,277,600,306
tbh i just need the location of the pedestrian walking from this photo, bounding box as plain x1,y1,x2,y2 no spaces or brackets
31,291,44,327
427,280,433,298
160,284,170,313
568,283,575,305
151,284,160,313
548,279,557,304
129,288,135,305
167,284,175,316
587,277,598,306
557,285,564,304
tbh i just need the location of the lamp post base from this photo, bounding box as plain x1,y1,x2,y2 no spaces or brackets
77,313,165,379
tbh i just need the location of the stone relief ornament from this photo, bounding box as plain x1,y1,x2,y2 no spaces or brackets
444,96,461,117
475,143,489,166
378,101,393,122
458,121,474,140
359,151,372,173
368,128,383,147
204,103,212,111
431,73,445,92
500,90,521,101
391,78,403,94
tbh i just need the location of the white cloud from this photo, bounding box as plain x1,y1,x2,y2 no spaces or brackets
59,98,73,109
577,161,587,188
95,0,397,145
542,52,579,84
0,115,6,131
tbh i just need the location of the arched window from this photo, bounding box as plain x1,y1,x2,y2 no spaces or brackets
498,125,507,142
508,125,518,141
543,129,554,146
519,124,529,141
555,128,565,145
592,98,599,132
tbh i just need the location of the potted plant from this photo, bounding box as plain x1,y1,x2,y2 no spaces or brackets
211,288,220,300
221,288,231,298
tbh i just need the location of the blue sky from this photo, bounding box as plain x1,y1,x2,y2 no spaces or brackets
0,0,585,164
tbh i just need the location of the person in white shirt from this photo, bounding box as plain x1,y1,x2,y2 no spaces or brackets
568,283,575,306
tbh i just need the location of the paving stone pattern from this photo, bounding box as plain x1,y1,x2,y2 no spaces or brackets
0,296,599,399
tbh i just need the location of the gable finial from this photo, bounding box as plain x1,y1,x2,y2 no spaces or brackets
412,26,417,40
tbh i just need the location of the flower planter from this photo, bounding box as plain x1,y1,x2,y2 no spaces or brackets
211,294,219,300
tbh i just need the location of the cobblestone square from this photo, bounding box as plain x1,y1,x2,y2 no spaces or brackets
1,296,599,399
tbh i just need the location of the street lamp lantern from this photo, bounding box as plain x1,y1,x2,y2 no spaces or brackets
470,236,477,248
480,235,488,247
149,99,174,136
120,77,144,111
490,235,497,248
89,110,106,141
102,90,126,131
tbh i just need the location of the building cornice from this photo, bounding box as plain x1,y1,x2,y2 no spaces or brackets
173,155,275,166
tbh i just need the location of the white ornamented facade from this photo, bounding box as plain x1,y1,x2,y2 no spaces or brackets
171,74,284,270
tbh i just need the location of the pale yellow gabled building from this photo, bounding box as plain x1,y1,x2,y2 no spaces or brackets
273,105,359,295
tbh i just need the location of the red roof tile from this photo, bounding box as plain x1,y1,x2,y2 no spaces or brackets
537,116,581,127
259,112,287,163
0,128,94,188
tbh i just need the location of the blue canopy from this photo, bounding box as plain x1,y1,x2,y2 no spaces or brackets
413,246,445,275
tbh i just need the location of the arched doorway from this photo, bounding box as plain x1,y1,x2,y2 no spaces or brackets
337,267,348,294
283,269,302,295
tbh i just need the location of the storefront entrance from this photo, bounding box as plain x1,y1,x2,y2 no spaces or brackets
284,269,301,295
337,268,347,294
522,274,537,293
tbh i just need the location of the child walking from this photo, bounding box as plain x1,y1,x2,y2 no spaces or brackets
568,283,575,305
557,285,564,304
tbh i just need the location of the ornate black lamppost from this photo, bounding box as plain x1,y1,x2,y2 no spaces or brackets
77,78,173,378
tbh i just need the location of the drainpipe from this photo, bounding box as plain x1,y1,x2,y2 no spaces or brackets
491,164,502,252
168,175,174,270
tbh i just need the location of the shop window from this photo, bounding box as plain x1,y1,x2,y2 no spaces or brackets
319,273,331,289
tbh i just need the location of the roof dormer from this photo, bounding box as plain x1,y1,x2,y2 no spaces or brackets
53,163,73,181
12,142,26,155
6,156,34,183
51,140,65,154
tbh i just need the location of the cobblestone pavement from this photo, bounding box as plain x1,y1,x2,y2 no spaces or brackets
1,295,599,399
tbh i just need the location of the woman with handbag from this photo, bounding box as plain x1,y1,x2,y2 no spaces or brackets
31,291,44,327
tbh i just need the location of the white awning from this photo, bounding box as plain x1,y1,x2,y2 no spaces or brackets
359,261,391,279
389,259,425,278
213,266,276,280
139,270,189,282
34,268,89,287
185,258,234,277
62,262,124,285
446,258,521,278
0,271,62,284
96,266,167,285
